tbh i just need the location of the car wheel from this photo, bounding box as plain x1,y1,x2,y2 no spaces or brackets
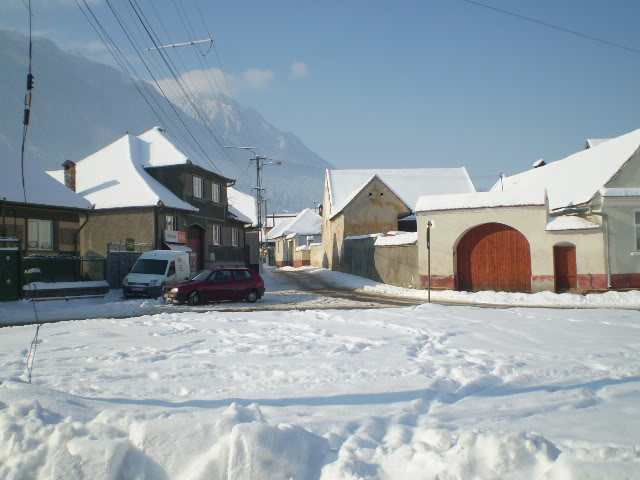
188,291,201,306
245,289,258,303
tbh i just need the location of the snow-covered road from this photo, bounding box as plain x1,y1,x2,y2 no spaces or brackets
1,296,639,478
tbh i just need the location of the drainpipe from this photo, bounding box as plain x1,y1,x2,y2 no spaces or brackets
588,208,611,289
73,211,90,256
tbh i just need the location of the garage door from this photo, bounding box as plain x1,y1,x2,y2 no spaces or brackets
456,223,531,293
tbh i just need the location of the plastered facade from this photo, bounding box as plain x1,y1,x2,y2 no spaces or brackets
417,205,606,293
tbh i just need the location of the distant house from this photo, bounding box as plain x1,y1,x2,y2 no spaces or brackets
416,128,640,293
49,127,251,272
266,208,322,267
227,186,260,271
321,168,475,269
1,165,91,255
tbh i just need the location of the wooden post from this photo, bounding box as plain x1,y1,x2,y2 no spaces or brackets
427,220,432,303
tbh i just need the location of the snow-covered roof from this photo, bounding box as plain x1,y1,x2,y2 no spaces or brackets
495,129,640,211
49,134,197,211
375,232,418,246
265,214,297,229
267,208,322,240
416,189,546,213
600,187,640,198
326,168,475,217
227,187,257,226
585,138,611,149
3,164,90,209
546,216,600,231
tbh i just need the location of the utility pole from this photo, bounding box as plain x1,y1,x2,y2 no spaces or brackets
224,146,281,263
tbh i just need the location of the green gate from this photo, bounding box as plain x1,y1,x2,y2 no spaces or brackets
0,248,21,301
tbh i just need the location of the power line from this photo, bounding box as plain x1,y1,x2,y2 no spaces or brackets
460,0,640,56
128,0,240,175
75,0,204,165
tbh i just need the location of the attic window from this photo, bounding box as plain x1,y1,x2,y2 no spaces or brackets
380,192,384,197
368,192,373,198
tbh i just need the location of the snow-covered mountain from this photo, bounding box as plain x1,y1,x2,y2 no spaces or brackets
0,30,332,212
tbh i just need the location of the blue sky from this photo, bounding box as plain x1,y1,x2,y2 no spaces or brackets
2,0,640,190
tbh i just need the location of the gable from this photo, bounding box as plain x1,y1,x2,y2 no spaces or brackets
604,149,640,189
338,176,412,221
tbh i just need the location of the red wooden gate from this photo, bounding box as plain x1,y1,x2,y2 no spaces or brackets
456,223,531,293
553,245,577,292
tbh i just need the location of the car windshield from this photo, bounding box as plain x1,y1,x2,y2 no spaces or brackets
190,270,211,282
131,259,168,275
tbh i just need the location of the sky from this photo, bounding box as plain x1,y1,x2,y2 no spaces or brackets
2,0,640,190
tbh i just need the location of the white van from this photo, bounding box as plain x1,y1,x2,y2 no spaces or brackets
122,250,191,298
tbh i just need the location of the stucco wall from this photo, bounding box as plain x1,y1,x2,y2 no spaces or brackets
416,206,606,293
310,244,324,267
601,197,640,286
81,208,155,257
340,237,419,289
293,248,311,267
599,152,640,287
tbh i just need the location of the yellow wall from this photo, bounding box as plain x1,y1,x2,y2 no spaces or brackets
81,209,155,257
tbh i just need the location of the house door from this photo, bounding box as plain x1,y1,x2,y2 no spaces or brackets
456,223,532,293
554,245,577,292
187,225,205,271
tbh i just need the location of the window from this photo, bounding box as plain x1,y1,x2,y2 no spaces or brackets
211,270,232,282
234,270,252,281
193,176,204,199
635,211,640,250
212,225,222,245
212,183,221,203
27,220,53,250
232,227,240,246
167,261,176,276
165,215,178,231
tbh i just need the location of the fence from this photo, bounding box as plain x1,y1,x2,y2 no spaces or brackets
22,255,106,284
341,237,419,289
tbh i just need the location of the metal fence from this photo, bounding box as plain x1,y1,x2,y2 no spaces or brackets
22,255,106,284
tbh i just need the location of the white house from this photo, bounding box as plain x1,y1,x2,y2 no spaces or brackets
267,208,322,267
416,128,640,293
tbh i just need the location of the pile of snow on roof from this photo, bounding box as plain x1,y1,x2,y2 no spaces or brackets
416,189,546,212
546,216,599,231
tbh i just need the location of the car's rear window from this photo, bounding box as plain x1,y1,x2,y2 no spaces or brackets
234,270,252,281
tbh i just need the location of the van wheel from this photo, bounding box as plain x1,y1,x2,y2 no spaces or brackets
245,289,258,303
188,291,201,306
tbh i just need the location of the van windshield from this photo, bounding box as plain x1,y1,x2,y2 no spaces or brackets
131,259,168,275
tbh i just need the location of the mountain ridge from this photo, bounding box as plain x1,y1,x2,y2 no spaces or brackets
0,29,332,212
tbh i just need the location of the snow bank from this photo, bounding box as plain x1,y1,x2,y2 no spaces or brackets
285,266,640,308
295,245,310,252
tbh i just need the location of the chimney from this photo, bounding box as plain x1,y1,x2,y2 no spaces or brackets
62,160,76,191
532,159,546,168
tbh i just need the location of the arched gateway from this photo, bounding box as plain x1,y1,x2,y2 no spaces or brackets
456,223,532,293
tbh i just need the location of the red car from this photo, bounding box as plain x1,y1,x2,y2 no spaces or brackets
163,268,265,305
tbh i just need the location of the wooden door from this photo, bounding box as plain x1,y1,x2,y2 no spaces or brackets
553,245,577,292
187,226,204,271
456,223,531,293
